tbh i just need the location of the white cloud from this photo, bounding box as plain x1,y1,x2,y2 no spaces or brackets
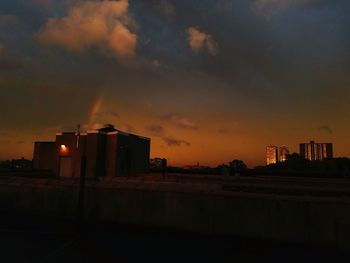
161,113,198,130
187,27,218,56
38,0,137,59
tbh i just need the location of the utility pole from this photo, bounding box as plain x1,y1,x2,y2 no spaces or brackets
77,124,86,231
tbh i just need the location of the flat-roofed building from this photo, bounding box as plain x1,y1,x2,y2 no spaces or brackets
266,145,278,165
33,124,150,178
300,140,333,161
33,141,56,170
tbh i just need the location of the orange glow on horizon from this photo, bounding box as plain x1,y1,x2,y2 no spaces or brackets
1,103,346,169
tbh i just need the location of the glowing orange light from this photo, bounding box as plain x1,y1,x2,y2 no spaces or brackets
60,145,68,154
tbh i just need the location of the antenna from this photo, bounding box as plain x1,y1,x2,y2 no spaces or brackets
76,124,81,149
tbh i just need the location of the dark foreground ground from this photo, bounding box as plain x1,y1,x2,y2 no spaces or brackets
0,212,349,263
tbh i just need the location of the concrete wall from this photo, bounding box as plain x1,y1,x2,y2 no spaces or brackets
106,133,118,178
1,180,350,250
33,130,150,178
33,142,56,170
128,134,150,176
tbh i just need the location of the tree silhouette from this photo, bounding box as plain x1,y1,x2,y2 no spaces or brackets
229,160,247,171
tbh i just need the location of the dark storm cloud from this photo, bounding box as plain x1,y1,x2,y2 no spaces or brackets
1,1,52,30
120,124,135,133
0,132,11,138
170,0,350,113
10,2,350,104
163,136,190,147
0,14,19,26
109,111,119,118
0,76,97,131
131,0,293,100
142,0,176,17
218,129,233,135
92,110,120,120
252,0,330,17
319,125,333,135
3,0,350,93
1,0,350,134
0,57,22,72
145,123,190,147
146,124,165,136
0,46,25,73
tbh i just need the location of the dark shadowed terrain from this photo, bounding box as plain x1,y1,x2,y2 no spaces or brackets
0,212,348,263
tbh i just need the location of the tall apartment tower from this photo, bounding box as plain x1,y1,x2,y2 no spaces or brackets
300,140,333,161
279,145,290,162
266,145,278,165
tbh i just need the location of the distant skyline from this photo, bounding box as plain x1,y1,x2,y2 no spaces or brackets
1,0,350,167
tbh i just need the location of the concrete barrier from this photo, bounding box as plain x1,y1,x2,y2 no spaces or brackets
0,177,350,250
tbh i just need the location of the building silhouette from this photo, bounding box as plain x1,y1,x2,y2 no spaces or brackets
33,124,150,178
150,158,164,169
11,158,33,170
279,145,290,162
266,145,278,165
300,140,333,161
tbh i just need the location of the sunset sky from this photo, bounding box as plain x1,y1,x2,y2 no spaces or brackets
0,0,350,167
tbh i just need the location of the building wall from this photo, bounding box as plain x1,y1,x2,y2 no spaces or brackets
56,133,79,177
86,132,100,179
106,132,118,178
112,133,150,177
300,144,307,159
325,143,333,159
70,135,87,178
33,142,56,170
128,135,150,176
115,133,131,177
34,129,150,178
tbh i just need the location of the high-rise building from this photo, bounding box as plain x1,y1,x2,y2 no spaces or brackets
266,145,278,165
300,141,333,161
279,145,290,162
